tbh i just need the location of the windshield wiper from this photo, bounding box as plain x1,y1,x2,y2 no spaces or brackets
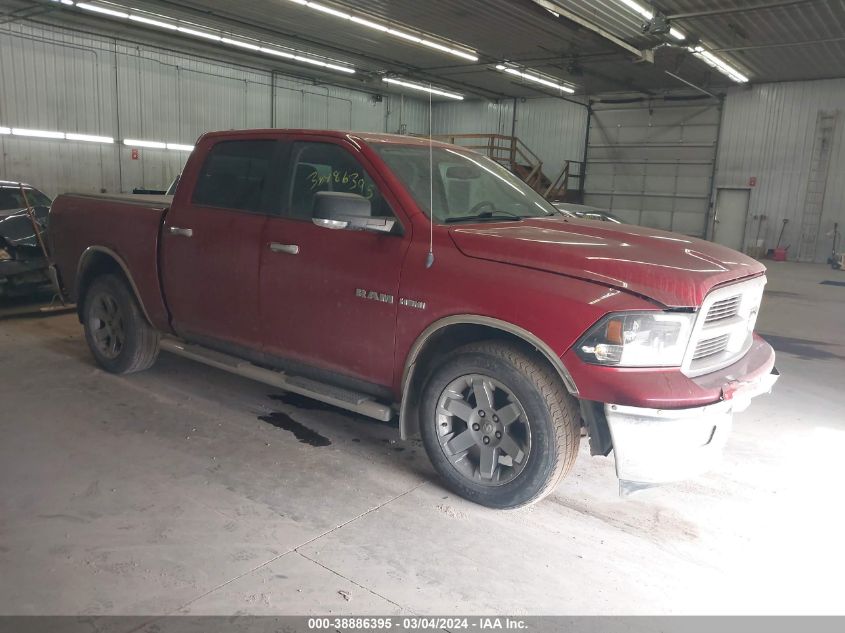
444,210,524,224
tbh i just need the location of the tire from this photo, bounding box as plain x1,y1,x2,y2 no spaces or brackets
419,341,580,509
82,273,160,374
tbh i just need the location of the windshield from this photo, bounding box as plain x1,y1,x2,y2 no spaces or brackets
0,186,52,211
374,145,560,224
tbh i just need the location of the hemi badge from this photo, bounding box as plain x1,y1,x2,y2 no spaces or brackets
400,298,426,310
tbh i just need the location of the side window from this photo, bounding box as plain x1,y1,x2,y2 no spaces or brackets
192,140,276,213
286,142,393,220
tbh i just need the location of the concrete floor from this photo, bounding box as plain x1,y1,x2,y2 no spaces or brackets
0,261,843,616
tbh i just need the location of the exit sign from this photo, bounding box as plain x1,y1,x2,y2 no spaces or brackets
748,176,757,187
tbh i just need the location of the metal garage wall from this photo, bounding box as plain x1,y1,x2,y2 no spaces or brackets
432,99,515,137
584,99,721,237
715,79,845,263
512,98,588,188
0,21,428,197
432,97,588,186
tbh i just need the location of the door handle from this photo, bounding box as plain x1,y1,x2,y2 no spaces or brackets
169,226,193,237
269,242,300,255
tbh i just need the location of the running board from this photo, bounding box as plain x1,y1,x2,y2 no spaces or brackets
159,338,394,422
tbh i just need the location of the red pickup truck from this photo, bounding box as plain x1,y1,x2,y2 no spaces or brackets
49,129,778,508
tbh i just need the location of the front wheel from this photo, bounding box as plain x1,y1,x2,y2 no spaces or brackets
419,341,580,509
82,274,160,374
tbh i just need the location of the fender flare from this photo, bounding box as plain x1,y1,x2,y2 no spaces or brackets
76,245,153,325
398,314,579,439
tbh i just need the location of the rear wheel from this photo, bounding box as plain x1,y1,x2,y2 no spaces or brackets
419,341,580,509
82,274,160,374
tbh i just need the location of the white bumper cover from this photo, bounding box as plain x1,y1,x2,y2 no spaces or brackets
605,368,779,492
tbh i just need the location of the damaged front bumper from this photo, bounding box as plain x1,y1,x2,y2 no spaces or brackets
605,366,779,494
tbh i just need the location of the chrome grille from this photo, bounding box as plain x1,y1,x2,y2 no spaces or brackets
682,276,767,377
704,295,741,324
692,334,731,360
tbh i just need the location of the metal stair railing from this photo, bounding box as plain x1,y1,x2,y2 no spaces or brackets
428,133,582,201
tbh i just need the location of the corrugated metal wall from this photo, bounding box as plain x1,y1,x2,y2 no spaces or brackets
715,79,845,263
0,21,429,197
513,98,589,185
432,97,588,183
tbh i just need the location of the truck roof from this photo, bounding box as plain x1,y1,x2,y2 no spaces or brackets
197,129,458,149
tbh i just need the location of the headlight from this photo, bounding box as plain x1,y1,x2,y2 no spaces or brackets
576,311,695,367
0,247,11,262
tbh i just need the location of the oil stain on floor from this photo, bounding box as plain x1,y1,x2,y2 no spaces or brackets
258,411,331,447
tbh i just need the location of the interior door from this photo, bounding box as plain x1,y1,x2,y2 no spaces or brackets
259,138,409,388
713,188,750,252
161,138,278,350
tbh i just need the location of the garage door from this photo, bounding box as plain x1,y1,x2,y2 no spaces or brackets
583,100,721,238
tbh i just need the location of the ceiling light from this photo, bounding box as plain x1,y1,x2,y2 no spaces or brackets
260,47,294,59
324,63,355,74
177,26,222,41
443,48,479,62
495,64,576,94
295,56,326,67
419,40,453,54
0,127,10,135
76,3,129,18
285,0,478,62
12,128,65,139
222,38,260,51
124,139,166,149
166,143,194,151
307,2,350,19
669,27,685,41
387,29,422,44
382,77,463,101
65,2,358,75
66,133,114,143
349,15,387,31
129,15,177,30
689,47,749,83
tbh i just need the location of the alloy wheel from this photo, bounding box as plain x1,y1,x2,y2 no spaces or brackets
435,374,532,486
88,291,125,360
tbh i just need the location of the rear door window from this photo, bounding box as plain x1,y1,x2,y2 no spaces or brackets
192,140,277,213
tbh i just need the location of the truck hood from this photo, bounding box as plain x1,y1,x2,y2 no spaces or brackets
449,217,765,307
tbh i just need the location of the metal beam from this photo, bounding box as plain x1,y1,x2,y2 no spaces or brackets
529,0,647,59
714,36,845,52
664,71,719,99
668,0,816,20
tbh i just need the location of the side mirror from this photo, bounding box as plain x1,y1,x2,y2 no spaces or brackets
312,191,395,233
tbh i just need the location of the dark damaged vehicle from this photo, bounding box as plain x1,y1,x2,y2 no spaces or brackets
0,181,52,297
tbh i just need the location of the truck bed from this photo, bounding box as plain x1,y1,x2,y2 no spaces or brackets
49,193,172,330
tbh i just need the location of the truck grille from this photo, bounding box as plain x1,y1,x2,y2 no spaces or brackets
682,276,766,377
704,295,741,324
692,334,730,360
